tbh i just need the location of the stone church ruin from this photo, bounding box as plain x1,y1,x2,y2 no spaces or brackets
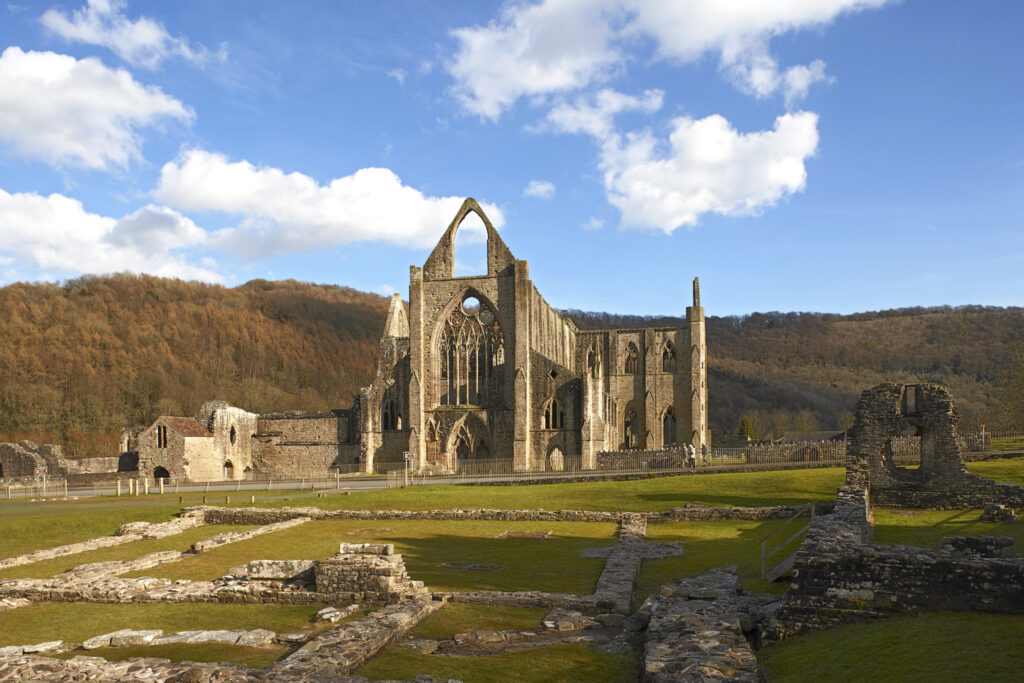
126,198,709,481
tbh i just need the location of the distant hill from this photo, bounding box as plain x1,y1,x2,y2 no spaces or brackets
0,274,1020,456
0,275,389,456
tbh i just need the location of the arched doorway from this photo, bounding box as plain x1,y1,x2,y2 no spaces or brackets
223,460,234,479
153,466,170,481
548,447,564,472
446,415,494,472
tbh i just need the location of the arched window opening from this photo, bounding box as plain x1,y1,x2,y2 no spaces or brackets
229,425,237,445
381,400,400,431
663,408,677,446
662,341,676,373
543,398,565,430
453,211,488,277
153,466,170,481
223,460,234,479
437,294,504,407
624,342,639,374
588,343,601,379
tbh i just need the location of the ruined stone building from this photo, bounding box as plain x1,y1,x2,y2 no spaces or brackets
129,199,709,480
358,198,708,473
135,401,257,481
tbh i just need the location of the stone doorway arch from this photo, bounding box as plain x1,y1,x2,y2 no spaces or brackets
153,466,170,481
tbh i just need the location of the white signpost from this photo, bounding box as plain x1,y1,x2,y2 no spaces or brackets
402,451,413,488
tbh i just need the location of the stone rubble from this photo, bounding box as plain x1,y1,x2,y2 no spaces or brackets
0,514,204,572
980,502,1019,524
641,567,778,683
316,604,362,623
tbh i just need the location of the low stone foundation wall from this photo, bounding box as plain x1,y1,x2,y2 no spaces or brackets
765,484,1024,641
191,502,835,527
0,515,203,572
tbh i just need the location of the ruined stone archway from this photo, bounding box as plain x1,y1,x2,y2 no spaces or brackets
846,383,972,506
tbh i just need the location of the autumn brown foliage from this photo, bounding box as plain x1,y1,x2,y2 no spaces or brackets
1,274,1020,458
0,274,388,456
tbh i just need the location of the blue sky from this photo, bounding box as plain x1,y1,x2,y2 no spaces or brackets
0,1,1021,316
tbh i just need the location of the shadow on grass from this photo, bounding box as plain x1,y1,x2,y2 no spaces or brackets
128,519,619,595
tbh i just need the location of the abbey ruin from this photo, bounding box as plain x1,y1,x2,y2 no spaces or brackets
125,199,709,482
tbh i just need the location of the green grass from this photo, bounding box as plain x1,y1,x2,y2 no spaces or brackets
0,524,256,579
126,519,617,594
872,508,1024,554
0,501,185,560
0,602,324,647
357,642,637,683
988,437,1024,452
244,468,846,512
637,518,799,599
965,456,1024,486
758,612,1024,682
410,603,547,639
55,642,285,669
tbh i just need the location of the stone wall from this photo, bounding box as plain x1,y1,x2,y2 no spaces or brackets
846,383,1024,509
254,411,360,476
191,502,831,527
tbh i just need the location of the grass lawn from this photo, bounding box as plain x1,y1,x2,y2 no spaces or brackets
965,456,1024,486
872,507,1024,554
410,603,547,639
0,501,184,560
0,602,324,647
758,611,1024,682
357,642,637,683
988,437,1024,452
0,524,256,579
245,468,846,513
637,519,796,600
126,519,617,594
55,642,285,669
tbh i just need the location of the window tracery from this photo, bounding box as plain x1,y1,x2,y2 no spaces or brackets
438,294,504,406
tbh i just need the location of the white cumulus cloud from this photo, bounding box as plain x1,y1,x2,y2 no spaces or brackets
41,0,226,69
0,47,193,169
449,0,888,116
602,111,820,232
153,149,506,256
523,180,556,199
0,188,221,281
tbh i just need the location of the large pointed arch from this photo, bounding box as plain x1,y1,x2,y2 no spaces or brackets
422,198,516,279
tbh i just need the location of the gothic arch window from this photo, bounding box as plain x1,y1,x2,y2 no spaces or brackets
663,408,677,446
624,342,639,374
587,342,601,379
662,341,676,373
437,292,504,407
543,398,565,430
381,399,400,431
229,425,237,445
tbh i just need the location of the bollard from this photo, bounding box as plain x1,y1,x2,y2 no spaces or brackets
267,479,272,491
5,485,10,500
116,480,121,497
250,495,255,503
225,496,230,504
159,480,164,495
136,479,141,496
175,482,179,494
178,496,183,504
205,482,210,493
202,496,207,504
128,479,134,495
64,480,68,497
235,480,240,492
144,478,149,495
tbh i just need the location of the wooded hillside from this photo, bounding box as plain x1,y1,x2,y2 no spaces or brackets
0,275,388,456
1,274,1020,456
